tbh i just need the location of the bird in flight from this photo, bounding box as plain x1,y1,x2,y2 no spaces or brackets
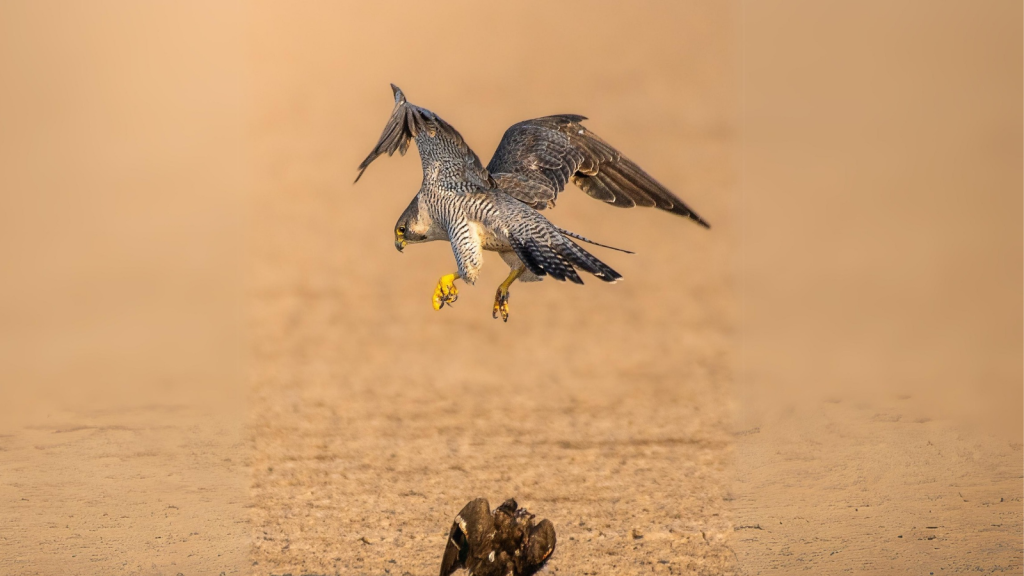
356,85,709,321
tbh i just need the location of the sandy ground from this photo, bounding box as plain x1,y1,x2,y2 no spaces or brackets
732,398,1022,574
1,2,1020,576
0,406,248,576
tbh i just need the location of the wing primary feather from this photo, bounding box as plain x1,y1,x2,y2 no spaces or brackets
355,91,418,182
593,172,638,208
597,166,658,208
405,107,419,137
572,174,616,203
356,84,491,187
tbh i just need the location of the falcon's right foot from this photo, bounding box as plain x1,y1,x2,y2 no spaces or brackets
432,273,460,310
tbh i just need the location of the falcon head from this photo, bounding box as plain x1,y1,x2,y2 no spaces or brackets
394,196,433,252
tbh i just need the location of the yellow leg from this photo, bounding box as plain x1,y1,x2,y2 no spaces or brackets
432,273,461,310
492,267,523,322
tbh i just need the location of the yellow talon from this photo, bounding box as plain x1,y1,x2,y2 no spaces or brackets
492,288,510,322
492,267,522,322
432,273,460,310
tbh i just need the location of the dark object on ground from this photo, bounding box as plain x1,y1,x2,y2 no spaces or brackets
439,498,556,576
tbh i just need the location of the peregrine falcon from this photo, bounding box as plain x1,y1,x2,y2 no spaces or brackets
439,498,556,576
356,85,708,321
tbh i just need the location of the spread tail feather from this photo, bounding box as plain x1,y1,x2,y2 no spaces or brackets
510,234,622,284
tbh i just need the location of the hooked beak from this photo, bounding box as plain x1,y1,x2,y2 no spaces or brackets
395,233,406,253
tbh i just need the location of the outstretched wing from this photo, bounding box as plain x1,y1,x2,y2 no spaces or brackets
356,84,493,191
487,115,710,228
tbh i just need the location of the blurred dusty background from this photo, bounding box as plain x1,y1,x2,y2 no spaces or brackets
0,2,1020,576
0,3,248,575
735,1,1022,573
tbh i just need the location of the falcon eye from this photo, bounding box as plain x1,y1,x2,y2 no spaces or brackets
398,226,406,233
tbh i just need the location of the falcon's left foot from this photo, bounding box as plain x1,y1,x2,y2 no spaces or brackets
492,287,511,322
432,273,460,310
